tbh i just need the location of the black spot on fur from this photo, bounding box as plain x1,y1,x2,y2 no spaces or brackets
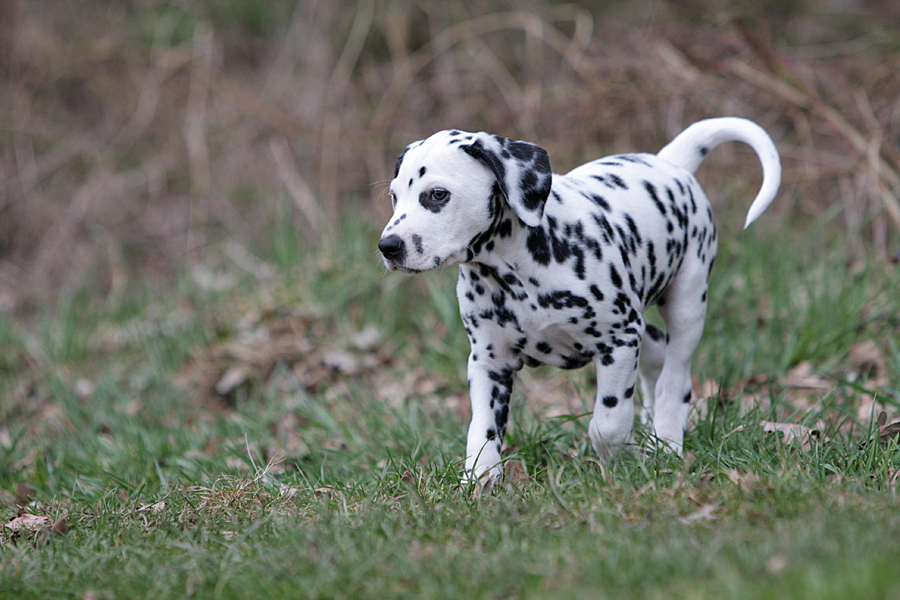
537,291,589,310
643,181,667,216
609,265,623,289
602,396,618,408
608,173,628,189
646,323,665,342
526,227,551,265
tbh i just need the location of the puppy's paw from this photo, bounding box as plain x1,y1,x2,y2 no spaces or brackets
461,466,501,496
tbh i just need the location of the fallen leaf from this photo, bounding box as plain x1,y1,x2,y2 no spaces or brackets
856,395,889,426
400,468,417,485
503,460,532,487
678,503,717,525
781,362,830,390
4,512,51,533
759,420,821,448
725,468,760,492
348,325,383,351
51,518,69,535
74,378,95,400
214,365,251,395
861,411,900,448
314,486,344,501
888,468,900,489
279,484,300,498
726,421,822,450
137,501,165,513
698,471,716,486
847,340,886,381
320,349,360,375
765,553,790,574
33,517,70,546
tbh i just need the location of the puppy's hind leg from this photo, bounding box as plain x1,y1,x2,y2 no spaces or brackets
651,266,710,455
637,323,666,426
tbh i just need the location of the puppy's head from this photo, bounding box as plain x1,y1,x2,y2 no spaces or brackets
378,130,551,273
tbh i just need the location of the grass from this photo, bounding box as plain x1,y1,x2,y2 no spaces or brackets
2,214,900,599
4,2,900,596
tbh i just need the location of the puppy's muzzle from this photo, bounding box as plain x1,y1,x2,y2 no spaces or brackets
378,234,406,265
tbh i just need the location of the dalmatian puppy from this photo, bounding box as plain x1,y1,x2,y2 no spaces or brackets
378,117,780,489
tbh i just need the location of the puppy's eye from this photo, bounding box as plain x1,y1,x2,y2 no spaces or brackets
420,187,451,212
389,192,397,208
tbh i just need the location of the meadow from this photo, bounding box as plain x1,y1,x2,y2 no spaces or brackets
2,1,900,598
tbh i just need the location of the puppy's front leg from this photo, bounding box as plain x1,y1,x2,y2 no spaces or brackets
462,355,515,491
588,338,642,460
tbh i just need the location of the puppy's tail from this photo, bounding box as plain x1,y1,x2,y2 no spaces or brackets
657,117,781,229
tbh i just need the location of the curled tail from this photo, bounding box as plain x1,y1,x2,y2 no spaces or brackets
657,117,781,229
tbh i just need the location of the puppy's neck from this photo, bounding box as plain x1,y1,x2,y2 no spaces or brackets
463,195,539,278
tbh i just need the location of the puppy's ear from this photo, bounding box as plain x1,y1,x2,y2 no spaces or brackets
394,149,407,178
460,133,551,227
394,140,424,178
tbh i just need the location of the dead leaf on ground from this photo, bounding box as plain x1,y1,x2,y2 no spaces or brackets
4,511,51,533
760,420,822,448
888,468,900,489
348,325,383,351
765,553,790,575
856,394,890,427
178,308,389,404
279,484,300,498
3,511,69,545
847,340,886,382
689,379,772,429
726,420,822,450
517,370,583,419
503,460,532,488
725,468,760,493
781,361,830,390
314,486,345,501
136,501,165,513
860,411,900,448
678,503,717,525
33,518,70,546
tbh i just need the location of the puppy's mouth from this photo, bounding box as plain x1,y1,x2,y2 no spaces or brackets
384,262,425,275
383,254,450,274
383,260,432,275
380,240,467,273
398,266,426,275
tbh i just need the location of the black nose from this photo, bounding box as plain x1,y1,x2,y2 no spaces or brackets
378,234,406,262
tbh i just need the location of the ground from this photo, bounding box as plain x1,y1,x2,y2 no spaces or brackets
2,2,900,598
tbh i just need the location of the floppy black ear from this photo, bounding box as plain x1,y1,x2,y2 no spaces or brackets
393,140,424,178
394,150,406,178
460,133,552,227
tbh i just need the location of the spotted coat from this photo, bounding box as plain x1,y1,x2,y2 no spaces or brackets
378,118,781,489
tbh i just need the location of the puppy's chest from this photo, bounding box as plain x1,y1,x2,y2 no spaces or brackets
456,264,639,370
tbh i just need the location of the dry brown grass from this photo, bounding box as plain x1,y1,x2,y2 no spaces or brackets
1,0,899,312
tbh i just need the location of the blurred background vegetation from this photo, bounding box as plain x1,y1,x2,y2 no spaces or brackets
0,0,898,315
1,9,900,592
